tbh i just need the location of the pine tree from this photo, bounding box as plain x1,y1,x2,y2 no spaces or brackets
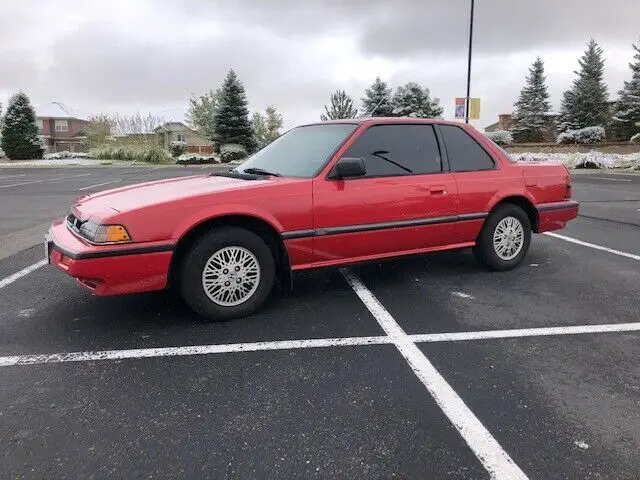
252,106,283,149
558,39,609,133
186,89,220,141
320,90,358,120
611,41,640,141
213,70,255,151
361,77,394,116
391,83,443,118
511,58,551,143
1,92,43,160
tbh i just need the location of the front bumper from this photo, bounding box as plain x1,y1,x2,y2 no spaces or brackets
47,219,175,296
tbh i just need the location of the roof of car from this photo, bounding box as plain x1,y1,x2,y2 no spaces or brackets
300,117,473,127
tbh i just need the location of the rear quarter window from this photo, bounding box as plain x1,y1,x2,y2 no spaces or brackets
440,125,495,172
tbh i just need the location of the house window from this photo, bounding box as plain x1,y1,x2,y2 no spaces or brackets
36,119,44,130
55,120,69,132
176,133,186,142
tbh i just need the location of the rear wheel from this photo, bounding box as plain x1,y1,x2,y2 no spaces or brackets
179,227,276,321
473,204,531,271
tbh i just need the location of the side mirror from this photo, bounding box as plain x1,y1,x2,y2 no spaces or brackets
329,157,366,179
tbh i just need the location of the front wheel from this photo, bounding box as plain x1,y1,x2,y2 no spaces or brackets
179,227,276,321
473,204,532,271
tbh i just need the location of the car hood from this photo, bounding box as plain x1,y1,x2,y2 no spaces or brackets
74,174,269,218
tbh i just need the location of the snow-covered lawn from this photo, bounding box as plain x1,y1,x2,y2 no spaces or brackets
510,151,640,170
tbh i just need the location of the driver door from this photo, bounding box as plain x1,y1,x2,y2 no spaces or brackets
311,123,457,264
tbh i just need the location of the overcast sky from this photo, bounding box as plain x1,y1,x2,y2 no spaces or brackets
0,0,638,130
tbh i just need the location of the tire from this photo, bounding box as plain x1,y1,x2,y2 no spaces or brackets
473,204,531,271
179,227,276,321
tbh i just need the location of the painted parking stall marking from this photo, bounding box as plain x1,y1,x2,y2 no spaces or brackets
1,321,639,367
0,260,47,290
78,179,122,191
0,173,92,189
544,232,640,261
340,268,529,480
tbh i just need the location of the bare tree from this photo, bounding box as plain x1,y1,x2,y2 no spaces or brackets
109,112,166,136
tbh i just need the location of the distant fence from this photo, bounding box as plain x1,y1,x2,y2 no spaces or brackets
505,142,640,155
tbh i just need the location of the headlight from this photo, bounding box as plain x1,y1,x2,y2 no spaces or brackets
70,217,132,244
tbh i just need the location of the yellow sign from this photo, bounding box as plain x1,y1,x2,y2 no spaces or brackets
469,98,481,120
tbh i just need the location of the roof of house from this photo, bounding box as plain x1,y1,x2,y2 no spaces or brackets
35,102,88,121
154,121,195,133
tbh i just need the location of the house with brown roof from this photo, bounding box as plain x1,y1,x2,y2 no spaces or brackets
36,103,89,153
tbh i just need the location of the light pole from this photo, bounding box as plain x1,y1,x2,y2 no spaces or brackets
465,0,475,124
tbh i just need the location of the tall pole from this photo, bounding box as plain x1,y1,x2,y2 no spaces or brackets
465,0,475,124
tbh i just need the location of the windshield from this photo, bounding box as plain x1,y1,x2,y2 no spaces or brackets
236,123,358,178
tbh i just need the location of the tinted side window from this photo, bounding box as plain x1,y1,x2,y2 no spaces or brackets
440,125,495,172
343,124,441,177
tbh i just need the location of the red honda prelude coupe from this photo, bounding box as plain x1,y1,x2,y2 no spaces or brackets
46,118,578,320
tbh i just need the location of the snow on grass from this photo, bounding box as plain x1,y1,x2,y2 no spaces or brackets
510,151,640,170
44,150,90,159
176,153,221,165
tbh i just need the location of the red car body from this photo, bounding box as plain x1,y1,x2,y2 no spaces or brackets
48,118,578,296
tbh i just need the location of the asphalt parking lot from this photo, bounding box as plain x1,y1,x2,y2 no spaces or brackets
0,166,639,479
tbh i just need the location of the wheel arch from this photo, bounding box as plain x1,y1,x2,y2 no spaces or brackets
168,214,292,292
488,195,539,232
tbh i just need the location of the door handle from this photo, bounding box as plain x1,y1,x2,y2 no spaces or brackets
430,185,447,195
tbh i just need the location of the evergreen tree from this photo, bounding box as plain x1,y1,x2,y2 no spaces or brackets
213,70,255,151
611,41,640,141
511,58,551,143
186,89,220,141
252,106,283,149
1,92,43,160
361,77,394,116
558,39,609,133
391,82,443,118
321,90,358,120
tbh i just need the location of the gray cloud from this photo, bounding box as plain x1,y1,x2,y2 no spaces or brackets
0,0,638,130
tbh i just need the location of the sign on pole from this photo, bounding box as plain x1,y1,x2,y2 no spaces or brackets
454,98,466,119
454,97,481,120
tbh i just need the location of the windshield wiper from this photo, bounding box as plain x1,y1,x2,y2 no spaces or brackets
239,167,281,177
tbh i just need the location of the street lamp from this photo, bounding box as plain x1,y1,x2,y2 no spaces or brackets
465,0,475,124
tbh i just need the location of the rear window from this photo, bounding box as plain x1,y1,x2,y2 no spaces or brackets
440,125,495,172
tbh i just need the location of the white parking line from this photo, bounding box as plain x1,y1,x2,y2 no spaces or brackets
544,232,640,261
78,179,121,191
411,322,640,343
340,268,528,480
586,176,632,182
0,336,391,367
0,173,91,189
0,174,27,180
0,260,47,290
2,321,639,367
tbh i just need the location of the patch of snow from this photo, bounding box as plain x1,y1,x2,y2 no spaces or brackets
574,440,589,450
44,150,90,160
510,151,640,170
451,291,474,299
18,308,36,318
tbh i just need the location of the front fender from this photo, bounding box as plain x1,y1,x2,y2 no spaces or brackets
172,204,285,240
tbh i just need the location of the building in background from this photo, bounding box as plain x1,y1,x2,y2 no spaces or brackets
154,122,214,154
36,103,88,153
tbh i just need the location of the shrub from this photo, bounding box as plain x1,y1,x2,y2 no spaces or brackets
176,154,220,165
573,151,616,169
169,140,187,157
557,126,606,144
630,133,640,144
484,130,513,146
220,143,247,163
88,145,171,164
44,151,90,160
